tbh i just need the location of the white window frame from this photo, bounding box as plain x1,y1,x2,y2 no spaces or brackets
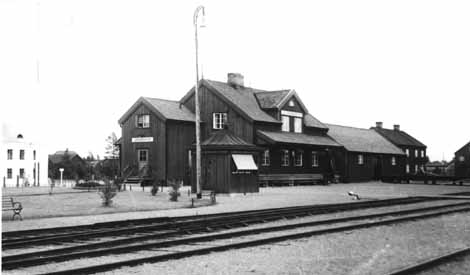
261,149,270,166
414,164,418,172
7,149,13,160
294,150,303,167
138,149,149,162
281,115,290,132
414,149,418,158
213,113,227,130
406,164,410,173
420,150,425,158
459,156,465,162
358,154,364,165
405,149,409,157
294,117,302,133
281,149,290,167
391,156,396,166
136,114,150,128
311,151,319,167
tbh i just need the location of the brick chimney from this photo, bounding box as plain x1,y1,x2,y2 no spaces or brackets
393,124,400,131
375,122,383,129
227,73,244,88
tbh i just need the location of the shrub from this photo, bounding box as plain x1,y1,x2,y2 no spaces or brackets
99,179,117,207
151,180,159,196
168,179,181,201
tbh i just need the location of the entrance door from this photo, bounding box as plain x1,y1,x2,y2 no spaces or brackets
137,149,149,171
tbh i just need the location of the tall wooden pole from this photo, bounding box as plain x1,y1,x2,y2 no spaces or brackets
194,6,205,199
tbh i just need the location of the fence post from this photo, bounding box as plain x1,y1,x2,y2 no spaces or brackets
16,175,19,188
3,176,5,188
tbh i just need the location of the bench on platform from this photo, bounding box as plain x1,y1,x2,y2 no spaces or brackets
259,173,325,186
2,197,23,221
190,190,216,207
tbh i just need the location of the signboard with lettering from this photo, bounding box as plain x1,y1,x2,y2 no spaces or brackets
131,137,154,143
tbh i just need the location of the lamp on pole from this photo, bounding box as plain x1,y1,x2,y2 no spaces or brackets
194,5,205,199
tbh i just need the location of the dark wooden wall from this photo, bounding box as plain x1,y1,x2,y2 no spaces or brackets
166,121,195,182
120,104,166,180
400,145,427,173
455,143,470,177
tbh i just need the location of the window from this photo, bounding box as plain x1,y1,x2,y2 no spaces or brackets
7,168,12,179
311,151,319,167
281,116,290,132
261,150,270,166
20,150,25,160
136,114,150,128
212,113,227,129
414,149,418,158
420,150,425,158
281,149,290,166
391,156,396,166
414,164,418,173
138,149,148,162
294,150,303,167
7,149,13,160
19,168,24,178
405,149,409,157
406,164,410,173
459,156,465,162
33,150,36,160
288,100,295,107
294,117,302,133
358,154,364,165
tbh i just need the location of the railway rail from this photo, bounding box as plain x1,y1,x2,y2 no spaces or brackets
2,196,441,249
2,199,470,274
385,246,470,275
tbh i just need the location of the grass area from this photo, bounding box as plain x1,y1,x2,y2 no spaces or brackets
2,186,210,220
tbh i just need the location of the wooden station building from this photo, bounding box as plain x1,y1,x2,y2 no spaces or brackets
454,141,470,178
118,73,422,193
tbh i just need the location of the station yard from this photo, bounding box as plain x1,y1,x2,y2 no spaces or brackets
2,181,469,232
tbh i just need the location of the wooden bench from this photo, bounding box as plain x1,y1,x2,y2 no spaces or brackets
259,173,325,186
2,197,23,221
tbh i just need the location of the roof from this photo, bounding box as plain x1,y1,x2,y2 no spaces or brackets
455,141,470,154
200,130,260,150
326,124,405,155
119,97,195,124
304,113,328,130
255,90,291,109
373,127,426,148
257,130,341,147
49,150,82,164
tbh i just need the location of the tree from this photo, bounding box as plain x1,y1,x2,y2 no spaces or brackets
105,132,119,160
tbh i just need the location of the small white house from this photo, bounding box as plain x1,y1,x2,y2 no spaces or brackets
1,132,48,187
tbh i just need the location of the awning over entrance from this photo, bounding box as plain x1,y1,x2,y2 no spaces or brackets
231,154,258,170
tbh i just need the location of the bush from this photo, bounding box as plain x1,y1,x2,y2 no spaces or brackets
168,179,181,201
99,180,117,207
151,181,159,196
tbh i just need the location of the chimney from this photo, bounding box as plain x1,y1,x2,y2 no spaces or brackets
393,124,400,131
227,73,244,88
375,122,383,129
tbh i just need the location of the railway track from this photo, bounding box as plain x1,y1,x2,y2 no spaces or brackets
3,200,470,274
2,196,439,249
385,246,470,275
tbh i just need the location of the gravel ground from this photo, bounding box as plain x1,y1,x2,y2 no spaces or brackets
2,182,470,232
415,254,470,275
104,212,470,275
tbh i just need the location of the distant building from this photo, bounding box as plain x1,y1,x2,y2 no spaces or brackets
372,123,427,174
48,149,87,179
1,133,48,187
455,141,470,178
425,160,449,175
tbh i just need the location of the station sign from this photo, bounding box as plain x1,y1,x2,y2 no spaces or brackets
131,137,154,143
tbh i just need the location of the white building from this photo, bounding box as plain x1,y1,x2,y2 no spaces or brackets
1,132,48,187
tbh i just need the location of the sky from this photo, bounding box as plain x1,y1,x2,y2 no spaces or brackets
0,0,469,161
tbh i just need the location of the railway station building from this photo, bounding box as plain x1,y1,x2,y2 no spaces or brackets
454,141,470,178
118,73,415,193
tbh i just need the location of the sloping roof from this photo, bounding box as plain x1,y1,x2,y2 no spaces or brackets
200,130,260,150
119,97,194,124
455,141,470,154
326,124,405,155
49,150,82,164
203,80,281,124
254,90,291,109
373,127,426,148
257,130,341,147
304,113,328,130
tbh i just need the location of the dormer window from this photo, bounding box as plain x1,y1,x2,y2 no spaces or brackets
136,114,150,128
294,117,302,133
213,113,227,130
281,116,290,132
288,100,295,107
281,110,303,133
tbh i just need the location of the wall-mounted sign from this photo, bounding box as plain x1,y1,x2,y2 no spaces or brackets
280,110,303,118
132,137,154,143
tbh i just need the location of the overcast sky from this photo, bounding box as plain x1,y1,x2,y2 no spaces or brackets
1,0,469,161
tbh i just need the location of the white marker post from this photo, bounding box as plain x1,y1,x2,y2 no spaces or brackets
59,168,64,187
